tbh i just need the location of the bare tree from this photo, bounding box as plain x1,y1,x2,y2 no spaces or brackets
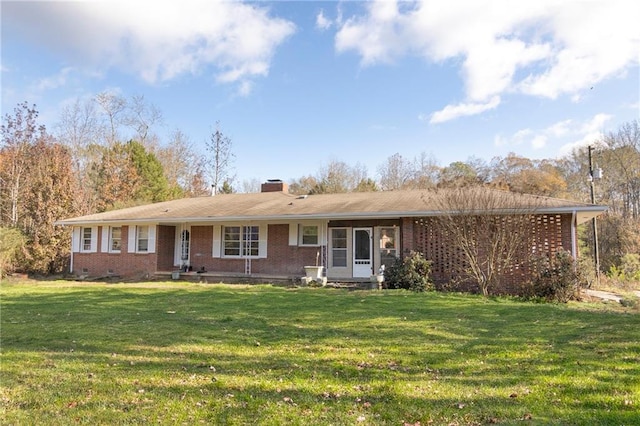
94,91,127,144
377,153,414,190
241,178,262,193
55,98,104,215
426,187,541,296
156,129,197,194
600,120,640,219
312,160,369,193
205,122,235,195
411,152,440,189
288,175,319,195
56,97,103,159
124,94,163,144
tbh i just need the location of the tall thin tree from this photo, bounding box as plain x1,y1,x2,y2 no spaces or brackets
205,122,234,195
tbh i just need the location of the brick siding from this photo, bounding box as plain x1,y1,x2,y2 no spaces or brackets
72,214,576,289
406,213,575,294
186,224,318,276
73,226,158,277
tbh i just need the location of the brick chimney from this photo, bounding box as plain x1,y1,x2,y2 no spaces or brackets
261,179,289,193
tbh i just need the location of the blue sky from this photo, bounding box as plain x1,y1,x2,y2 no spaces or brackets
2,0,639,187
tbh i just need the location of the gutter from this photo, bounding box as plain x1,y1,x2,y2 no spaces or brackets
54,205,608,227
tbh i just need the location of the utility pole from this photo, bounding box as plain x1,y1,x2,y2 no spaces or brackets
588,145,602,284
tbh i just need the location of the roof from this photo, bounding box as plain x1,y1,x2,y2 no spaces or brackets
56,188,606,226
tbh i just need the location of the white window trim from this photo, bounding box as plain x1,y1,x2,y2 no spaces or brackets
330,227,349,269
290,221,326,247
137,225,150,253
214,223,267,259
110,226,122,253
222,225,243,258
78,226,98,253
101,226,122,253
299,224,320,247
127,225,156,254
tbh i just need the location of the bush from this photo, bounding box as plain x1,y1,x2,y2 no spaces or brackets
0,227,26,278
527,249,584,302
384,251,434,292
608,253,640,283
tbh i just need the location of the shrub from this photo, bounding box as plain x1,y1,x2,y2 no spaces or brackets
384,251,434,292
0,227,26,278
608,253,640,283
527,249,584,302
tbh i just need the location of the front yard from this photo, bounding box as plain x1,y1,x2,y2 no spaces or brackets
1,280,638,425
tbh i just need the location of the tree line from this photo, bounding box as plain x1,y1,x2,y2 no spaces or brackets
1,96,638,283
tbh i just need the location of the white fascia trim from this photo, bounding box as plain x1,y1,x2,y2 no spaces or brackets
54,206,608,226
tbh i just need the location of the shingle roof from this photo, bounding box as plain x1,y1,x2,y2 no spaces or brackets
56,188,606,226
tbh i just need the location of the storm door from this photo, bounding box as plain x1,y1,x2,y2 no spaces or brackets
174,227,191,267
353,227,373,277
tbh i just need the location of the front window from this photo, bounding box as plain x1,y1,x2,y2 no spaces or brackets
224,225,259,257
300,225,319,246
380,227,398,269
82,227,93,251
137,226,149,252
331,228,347,267
224,226,240,256
110,227,121,252
243,226,259,257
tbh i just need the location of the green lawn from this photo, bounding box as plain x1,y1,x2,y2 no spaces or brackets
1,280,638,425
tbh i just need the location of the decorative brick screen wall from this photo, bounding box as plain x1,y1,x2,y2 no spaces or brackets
405,213,574,294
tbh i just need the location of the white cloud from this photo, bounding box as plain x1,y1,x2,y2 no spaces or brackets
429,96,500,123
546,120,573,138
531,135,548,150
494,128,535,148
32,67,76,91
237,80,254,97
580,113,613,135
336,0,407,65
557,113,612,154
316,10,332,30
334,0,640,121
494,134,508,147
4,1,295,86
495,115,613,154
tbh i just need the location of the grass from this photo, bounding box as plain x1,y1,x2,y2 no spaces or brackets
1,280,639,425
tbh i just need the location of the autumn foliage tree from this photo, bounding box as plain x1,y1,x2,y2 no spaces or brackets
91,141,140,211
0,102,43,227
91,140,176,211
1,103,78,274
21,139,77,272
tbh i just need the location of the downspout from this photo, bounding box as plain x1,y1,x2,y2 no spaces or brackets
571,210,577,260
70,244,74,274
69,226,74,274
323,220,329,269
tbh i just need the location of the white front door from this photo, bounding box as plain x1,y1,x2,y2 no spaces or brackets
353,227,373,278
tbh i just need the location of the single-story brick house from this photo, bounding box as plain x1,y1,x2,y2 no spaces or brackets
56,180,605,288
